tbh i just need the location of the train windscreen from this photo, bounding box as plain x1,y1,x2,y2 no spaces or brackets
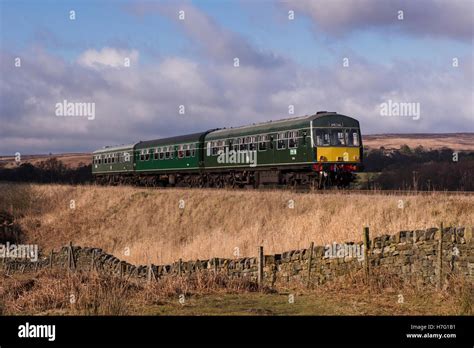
314,128,360,146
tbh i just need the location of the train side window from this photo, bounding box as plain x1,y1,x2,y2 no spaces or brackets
165,147,169,159
249,136,257,151
170,146,175,159
145,150,150,161
258,135,268,151
184,144,191,157
140,151,144,161
277,132,286,150
239,138,247,151
153,148,158,160
219,140,225,154
210,142,215,156
300,130,307,145
288,131,298,148
190,143,196,157
178,145,184,158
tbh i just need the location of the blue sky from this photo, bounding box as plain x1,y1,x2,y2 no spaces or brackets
0,0,473,154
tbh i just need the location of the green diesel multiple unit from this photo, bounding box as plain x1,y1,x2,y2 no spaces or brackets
92,111,363,188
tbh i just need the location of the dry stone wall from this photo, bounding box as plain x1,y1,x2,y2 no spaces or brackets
1,226,473,289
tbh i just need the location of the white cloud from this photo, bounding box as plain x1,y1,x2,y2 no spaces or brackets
77,47,139,69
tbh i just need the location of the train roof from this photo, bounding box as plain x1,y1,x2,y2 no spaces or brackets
206,112,359,139
135,131,209,149
93,143,136,154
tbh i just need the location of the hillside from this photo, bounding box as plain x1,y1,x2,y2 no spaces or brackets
363,133,474,151
2,183,473,265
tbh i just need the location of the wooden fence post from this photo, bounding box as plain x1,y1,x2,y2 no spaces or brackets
147,263,153,283
363,227,370,281
257,246,264,289
68,242,76,271
90,249,95,271
437,222,444,291
307,242,314,288
213,258,218,274
49,249,54,268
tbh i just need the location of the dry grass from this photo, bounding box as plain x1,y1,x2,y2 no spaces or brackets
0,268,470,316
0,269,257,315
1,183,473,265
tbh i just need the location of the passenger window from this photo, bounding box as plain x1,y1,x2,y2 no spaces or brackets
240,138,247,151
249,136,257,151
258,135,268,151
178,145,184,158
288,131,298,148
277,133,286,150
185,144,191,157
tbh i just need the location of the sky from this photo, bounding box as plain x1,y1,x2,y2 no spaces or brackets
0,0,473,155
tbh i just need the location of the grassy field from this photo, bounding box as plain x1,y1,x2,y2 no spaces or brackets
1,183,472,316
1,183,473,265
0,269,471,316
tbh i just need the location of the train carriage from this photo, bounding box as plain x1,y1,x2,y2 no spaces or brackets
92,143,136,185
133,131,213,186
202,111,362,187
92,111,363,188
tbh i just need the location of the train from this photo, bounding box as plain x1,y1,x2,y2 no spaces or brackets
92,111,363,188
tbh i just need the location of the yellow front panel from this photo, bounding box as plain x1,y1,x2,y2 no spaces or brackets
316,147,360,162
